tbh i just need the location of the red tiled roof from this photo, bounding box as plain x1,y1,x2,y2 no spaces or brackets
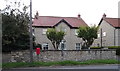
104,18,120,28
104,18,120,27
32,16,88,28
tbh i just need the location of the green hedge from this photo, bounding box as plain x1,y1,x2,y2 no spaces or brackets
116,48,120,56
90,46,120,49
90,47,102,49
108,46,120,49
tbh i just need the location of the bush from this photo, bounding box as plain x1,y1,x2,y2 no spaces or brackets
108,46,120,49
35,44,42,50
90,46,120,49
90,47,102,49
116,48,120,56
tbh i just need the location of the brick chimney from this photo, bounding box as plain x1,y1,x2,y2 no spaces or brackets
35,11,39,19
78,14,81,19
103,13,106,19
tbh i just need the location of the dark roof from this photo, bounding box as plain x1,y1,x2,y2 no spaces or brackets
32,16,88,28
99,18,120,28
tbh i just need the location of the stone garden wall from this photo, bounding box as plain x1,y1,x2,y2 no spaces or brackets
2,49,117,63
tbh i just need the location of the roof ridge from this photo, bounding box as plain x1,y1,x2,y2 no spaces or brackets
105,17,120,19
103,17,120,28
33,15,88,27
38,16,78,18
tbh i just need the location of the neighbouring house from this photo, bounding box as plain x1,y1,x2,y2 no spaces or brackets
92,14,120,48
32,12,88,50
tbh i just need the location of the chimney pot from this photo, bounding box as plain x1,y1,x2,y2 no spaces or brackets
35,11,39,19
36,11,39,16
103,13,106,19
78,14,81,19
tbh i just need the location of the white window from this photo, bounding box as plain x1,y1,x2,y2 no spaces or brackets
42,29,47,34
97,33,100,38
42,43,48,50
61,28,67,33
32,28,35,36
76,43,81,50
75,29,78,35
59,42,66,50
32,28,35,32
103,32,106,36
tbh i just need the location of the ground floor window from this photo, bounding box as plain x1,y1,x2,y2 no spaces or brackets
42,43,48,50
59,42,66,50
76,43,81,50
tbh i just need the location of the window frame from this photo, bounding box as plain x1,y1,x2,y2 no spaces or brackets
59,42,66,50
42,29,47,35
103,32,106,36
61,28,67,33
97,33,100,38
75,43,81,50
75,29,78,36
42,43,48,50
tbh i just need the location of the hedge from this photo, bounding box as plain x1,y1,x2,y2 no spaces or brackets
116,48,120,56
90,46,120,49
108,46,120,49
90,47,102,49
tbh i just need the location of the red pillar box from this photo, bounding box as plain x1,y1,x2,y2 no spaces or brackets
36,48,40,55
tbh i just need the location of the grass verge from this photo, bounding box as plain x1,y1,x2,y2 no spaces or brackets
2,59,120,69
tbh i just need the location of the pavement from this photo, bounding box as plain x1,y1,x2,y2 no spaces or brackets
2,64,120,71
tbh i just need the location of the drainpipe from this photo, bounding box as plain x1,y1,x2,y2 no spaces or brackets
114,28,116,46
100,28,103,48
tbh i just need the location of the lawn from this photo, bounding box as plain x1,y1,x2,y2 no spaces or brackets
2,59,120,69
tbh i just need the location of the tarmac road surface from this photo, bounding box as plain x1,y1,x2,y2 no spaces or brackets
2,64,120,71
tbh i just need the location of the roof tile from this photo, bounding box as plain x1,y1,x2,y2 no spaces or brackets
104,18,120,28
32,16,88,28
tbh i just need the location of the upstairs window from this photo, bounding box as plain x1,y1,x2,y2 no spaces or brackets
103,32,106,36
75,29,78,35
42,29,47,34
97,33,100,38
61,28,67,33
32,28,35,36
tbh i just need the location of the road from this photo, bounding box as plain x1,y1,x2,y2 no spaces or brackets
2,64,120,71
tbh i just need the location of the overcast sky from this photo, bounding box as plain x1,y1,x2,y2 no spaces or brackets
0,0,120,26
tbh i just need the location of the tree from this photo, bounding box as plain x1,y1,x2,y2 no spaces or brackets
77,26,98,49
2,1,30,52
46,28,65,50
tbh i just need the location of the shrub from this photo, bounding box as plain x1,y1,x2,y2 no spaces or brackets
35,44,42,50
116,48,120,56
90,47,101,49
90,46,120,49
108,46,120,49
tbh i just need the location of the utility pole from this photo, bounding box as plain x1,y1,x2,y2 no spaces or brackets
30,0,33,62
100,28,102,48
